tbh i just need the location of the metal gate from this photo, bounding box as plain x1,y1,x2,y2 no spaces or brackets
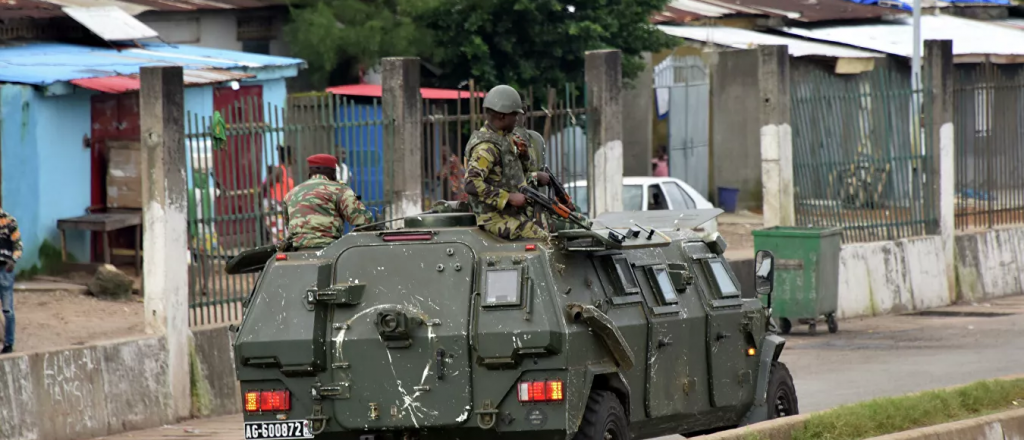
654,55,710,198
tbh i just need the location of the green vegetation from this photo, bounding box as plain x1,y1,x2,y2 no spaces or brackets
792,378,1024,440
283,0,674,91
16,239,76,280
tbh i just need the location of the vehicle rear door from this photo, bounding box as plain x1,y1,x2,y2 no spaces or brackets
330,242,474,429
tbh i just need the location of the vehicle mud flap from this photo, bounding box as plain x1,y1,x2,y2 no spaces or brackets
740,334,786,426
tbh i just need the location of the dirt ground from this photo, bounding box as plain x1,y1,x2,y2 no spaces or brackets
2,289,146,353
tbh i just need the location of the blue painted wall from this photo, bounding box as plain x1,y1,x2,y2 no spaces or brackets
2,78,290,272
1,85,93,272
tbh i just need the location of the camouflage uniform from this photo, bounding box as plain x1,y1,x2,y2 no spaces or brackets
282,174,374,249
464,125,549,241
512,126,552,231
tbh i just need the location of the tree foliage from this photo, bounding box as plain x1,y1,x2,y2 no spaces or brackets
284,0,674,91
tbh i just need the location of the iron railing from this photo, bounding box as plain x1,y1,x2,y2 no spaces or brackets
420,83,590,211
953,63,1024,231
791,63,936,243
184,93,392,326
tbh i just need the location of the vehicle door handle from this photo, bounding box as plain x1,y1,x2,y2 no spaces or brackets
715,332,730,341
657,337,671,349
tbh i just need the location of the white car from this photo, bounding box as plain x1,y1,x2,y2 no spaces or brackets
564,176,718,235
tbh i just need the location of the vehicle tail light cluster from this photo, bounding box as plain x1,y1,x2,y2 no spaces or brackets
517,380,564,402
244,390,291,412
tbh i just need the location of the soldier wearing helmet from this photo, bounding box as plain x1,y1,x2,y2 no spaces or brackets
463,85,552,240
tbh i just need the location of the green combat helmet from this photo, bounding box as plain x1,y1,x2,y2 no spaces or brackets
483,85,525,114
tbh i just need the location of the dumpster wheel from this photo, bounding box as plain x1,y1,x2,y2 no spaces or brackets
779,318,792,335
827,313,838,334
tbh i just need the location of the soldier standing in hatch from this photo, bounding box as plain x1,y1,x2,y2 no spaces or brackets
281,154,375,250
463,85,552,241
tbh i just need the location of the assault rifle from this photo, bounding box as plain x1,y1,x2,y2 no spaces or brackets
541,166,577,212
521,186,591,231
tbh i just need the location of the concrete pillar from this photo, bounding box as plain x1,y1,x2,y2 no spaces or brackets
622,52,654,177
925,39,955,302
711,45,794,226
585,49,624,217
758,45,795,228
140,66,191,418
382,57,423,221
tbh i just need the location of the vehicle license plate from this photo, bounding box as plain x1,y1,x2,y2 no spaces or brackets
244,420,313,439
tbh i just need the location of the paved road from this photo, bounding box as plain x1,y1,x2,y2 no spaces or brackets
95,295,1024,440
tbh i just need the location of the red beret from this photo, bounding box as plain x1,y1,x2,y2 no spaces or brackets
307,154,338,168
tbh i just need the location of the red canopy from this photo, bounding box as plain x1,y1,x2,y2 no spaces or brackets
325,84,484,100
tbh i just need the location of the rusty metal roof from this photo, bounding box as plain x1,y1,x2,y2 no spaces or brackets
0,0,284,18
0,0,66,19
71,69,254,93
653,0,907,23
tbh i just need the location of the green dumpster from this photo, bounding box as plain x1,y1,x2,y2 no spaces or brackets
752,226,842,335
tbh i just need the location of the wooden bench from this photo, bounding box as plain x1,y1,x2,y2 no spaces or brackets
56,211,143,272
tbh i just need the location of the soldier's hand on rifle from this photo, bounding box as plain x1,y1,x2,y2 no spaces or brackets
508,193,527,207
536,172,551,186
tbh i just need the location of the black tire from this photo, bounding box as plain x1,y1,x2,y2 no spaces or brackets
827,314,838,334
779,318,792,335
573,390,630,440
767,362,799,419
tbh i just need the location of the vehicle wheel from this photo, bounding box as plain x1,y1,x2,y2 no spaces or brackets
779,318,792,335
827,314,838,334
573,390,630,440
767,362,799,419
807,322,817,336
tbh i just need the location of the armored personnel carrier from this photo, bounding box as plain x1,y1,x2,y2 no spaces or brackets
228,203,797,440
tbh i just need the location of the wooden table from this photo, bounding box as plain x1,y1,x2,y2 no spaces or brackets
56,212,143,271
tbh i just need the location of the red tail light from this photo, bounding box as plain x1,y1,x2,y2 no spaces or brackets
517,380,564,403
244,390,291,412
275,254,287,260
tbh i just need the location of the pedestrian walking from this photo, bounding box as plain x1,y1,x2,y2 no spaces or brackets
0,207,21,354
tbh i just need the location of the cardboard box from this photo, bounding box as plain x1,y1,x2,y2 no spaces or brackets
106,141,142,209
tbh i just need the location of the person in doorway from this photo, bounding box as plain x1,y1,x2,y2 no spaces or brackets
652,145,669,177
0,207,21,354
463,84,551,241
281,154,376,250
335,148,352,186
262,145,296,244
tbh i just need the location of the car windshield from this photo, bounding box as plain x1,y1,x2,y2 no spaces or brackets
565,184,644,214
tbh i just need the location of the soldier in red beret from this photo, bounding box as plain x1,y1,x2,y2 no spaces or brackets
280,153,376,250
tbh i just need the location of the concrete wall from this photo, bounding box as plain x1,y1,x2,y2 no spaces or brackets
622,52,654,177
710,50,763,209
139,10,290,57
955,228,1024,302
0,326,239,440
836,236,951,319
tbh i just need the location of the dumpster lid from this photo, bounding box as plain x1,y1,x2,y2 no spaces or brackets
751,226,843,238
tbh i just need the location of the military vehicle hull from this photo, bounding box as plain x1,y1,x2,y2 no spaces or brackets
232,211,796,440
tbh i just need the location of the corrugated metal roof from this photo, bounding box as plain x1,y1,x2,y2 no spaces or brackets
658,25,885,58
70,68,253,93
63,6,159,41
780,15,1024,62
0,0,66,18
0,0,284,17
326,84,485,100
652,0,906,24
0,41,305,86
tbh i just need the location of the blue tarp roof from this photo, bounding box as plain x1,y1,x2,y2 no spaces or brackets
0,41,306,86
845,0,1009,10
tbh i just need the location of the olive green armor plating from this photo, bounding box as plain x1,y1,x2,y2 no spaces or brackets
230,208,797,440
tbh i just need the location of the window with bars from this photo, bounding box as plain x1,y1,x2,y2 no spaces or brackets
237,15,276,41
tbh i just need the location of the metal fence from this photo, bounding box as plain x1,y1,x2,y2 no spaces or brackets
791,63,935,243
420,83,589,211
953,63,1024,231
184,93,392,326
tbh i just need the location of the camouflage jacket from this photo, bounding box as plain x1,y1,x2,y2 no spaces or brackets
283,175,374,249
464,125,530,221
513,127,547,180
